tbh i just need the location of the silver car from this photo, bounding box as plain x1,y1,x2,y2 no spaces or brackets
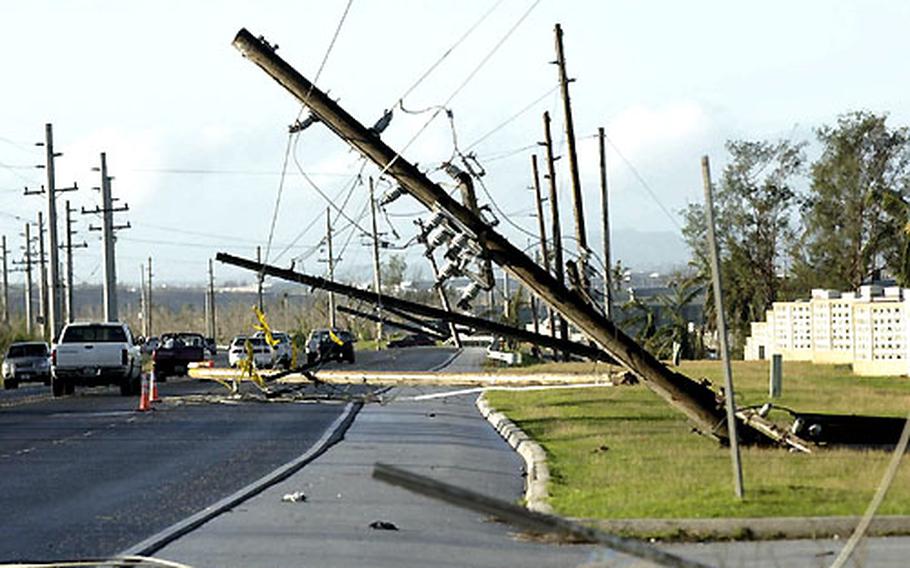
2,341,51,389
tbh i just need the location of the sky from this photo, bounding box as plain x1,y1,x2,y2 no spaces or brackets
1,0,909,287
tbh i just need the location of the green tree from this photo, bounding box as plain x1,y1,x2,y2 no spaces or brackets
681,138,804,349
795,111,910,290
381,255,407,289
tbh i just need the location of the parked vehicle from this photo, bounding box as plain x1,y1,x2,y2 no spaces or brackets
51,322,142,397
153,332,207,378
227,336,274,368
387,333,436,348
253,331,292,368
2,342,51,389
305,328,355,364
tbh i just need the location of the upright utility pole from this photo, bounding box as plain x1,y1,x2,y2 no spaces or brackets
325,208,336,328
256,245,264,312
554,24,589,292
207,258,217,340
139,264,147,337
531,154,556,341
1,235,8,324
37,212,48,341
101,152,117,322
542,111,569,347
23,223,33,335
598,127,613,319
702,156,744,499
146,257,153,337
502,268,510,318
86,153,129,322
369,178,383,348
62,200,87,323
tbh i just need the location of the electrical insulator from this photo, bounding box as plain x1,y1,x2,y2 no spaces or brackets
456,281,483,311
420,211,447,237
379,185,406,207
444,233,471,262
428,226,454,250
438,258,462,281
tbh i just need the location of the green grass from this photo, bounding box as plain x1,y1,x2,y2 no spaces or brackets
485,360,910,519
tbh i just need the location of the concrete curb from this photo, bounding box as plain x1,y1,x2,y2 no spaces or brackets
583,515,910,541
118,401,362,557
475,393,553,514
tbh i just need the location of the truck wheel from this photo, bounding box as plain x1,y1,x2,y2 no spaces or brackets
4,378,18,390
64,380,75,395
52,376,65,397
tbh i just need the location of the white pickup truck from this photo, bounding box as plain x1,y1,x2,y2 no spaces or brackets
51,322,142,397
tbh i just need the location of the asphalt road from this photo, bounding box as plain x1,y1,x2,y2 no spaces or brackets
0,346,457,562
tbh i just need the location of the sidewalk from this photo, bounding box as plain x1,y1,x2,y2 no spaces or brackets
154,383,595,567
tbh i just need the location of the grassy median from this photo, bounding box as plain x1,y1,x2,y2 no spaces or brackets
485,360,910,519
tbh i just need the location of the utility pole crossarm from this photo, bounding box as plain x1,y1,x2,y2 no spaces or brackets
231,28,737,441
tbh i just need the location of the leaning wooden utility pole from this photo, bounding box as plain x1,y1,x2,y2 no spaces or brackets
530,154,556,341
554,24,590,293
701,156,744,498
598,127,613,319
542,112,569,351
232,29,739,440
368,178,383,348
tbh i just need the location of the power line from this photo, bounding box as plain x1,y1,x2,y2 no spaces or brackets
396,0,505,104
602,132,682,230
465,84,560,151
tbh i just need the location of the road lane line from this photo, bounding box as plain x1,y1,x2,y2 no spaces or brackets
118,401,361,558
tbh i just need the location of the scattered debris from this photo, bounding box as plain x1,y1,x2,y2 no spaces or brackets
614,371,638,386
281,491,307,503
369,520,399,531
427,412,436,418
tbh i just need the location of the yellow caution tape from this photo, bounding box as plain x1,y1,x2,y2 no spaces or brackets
329,328,344,346
252,306,279,348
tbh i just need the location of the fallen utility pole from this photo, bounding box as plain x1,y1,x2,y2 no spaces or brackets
216,252,614,364
373,463,711,568
382,304,449,337
232,29,741,441
337,305,448,341
553,24,590,294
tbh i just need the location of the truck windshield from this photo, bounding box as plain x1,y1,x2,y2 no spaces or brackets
61,325,127,343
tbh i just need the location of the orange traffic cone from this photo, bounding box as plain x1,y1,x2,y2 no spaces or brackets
138,373,151,412
149,369,160,403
